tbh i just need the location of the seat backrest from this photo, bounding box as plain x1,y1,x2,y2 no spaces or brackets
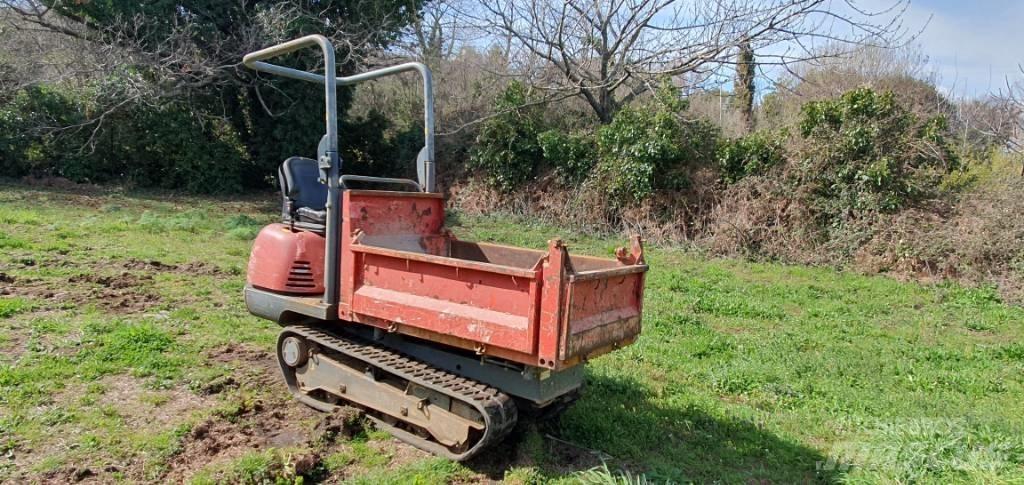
279,157,327,211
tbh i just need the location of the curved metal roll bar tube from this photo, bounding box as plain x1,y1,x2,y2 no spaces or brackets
242,38,436,192
242,35,437,308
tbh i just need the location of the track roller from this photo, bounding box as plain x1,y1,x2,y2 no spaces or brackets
276,324,517,461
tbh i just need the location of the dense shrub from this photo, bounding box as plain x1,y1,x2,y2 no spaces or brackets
798,87,959,221
469,81,545,192
0,98,32,176
0,84,250,193
717,130,787,183
339,109,423,180
594,106,684,204
104,102,250,193
0,79,419,193
593,87,719,207
0,85,89,178
537,129,595,184
469,82,721,208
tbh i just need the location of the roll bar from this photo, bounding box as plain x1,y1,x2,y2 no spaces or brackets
242,35,436,192
242,35,437,308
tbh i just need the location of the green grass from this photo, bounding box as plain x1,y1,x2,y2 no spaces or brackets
190,448,300,485
454,213,1024,483
0,297,32,318
348,457,473,485
0,184,1022,483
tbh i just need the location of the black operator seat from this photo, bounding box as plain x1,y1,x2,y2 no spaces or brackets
279,157,329,234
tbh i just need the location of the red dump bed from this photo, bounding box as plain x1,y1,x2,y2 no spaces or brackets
335,191,647,370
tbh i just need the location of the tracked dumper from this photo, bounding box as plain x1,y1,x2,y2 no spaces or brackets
242,36,648,460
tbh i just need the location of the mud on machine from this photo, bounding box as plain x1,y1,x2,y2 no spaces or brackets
242,35,648,460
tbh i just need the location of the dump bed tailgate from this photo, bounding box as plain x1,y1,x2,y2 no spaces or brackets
560,264,645,360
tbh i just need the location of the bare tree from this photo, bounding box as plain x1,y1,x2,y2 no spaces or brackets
471,0,916,123
994,70,1024,176
397,0,471,66
959,67,1024,177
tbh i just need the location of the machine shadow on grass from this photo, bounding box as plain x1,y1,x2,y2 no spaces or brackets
468,372,843,483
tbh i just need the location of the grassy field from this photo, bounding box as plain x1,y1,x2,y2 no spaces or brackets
1,183,1022,484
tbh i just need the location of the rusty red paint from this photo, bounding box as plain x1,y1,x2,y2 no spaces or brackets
333,190,647,370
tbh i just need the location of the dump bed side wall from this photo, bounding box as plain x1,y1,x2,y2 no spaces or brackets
352,254,538,354
340,191,541,359
340,191,445,320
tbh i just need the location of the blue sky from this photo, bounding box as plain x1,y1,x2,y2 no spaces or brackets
898,0,1023,96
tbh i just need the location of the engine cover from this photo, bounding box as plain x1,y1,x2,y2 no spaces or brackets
247,223,326,294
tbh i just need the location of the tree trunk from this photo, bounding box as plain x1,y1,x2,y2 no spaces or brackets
733,40,756,133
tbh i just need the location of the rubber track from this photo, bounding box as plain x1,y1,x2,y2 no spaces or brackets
279,324,518,461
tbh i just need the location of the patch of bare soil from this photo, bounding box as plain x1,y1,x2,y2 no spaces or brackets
0,325,28,363
11,374,217,484
161,344,333,483
163,400,319,483
0,266,164,314
0,253,230,316
120,258,226,276
80,273,162,312
209,343,282,387
112,376,211,429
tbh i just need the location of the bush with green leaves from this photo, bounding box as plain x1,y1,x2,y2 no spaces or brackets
538,129,595,184
798,87,959,221
469,81,545,192
593,86,719,206
0,101,30,176
0,78,418,193
0,85,90,179
103,101,250,193
717,130,787,183
0,83,248,192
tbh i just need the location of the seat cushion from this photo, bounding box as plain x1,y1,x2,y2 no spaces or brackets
280,157,327,211
279,157,329,234
295,207,326,225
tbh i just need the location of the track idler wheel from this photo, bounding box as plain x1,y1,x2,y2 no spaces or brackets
280,336,309,367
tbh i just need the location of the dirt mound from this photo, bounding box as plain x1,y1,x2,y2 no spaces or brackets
167,403,328,483
162,346,364,483
38,464,122,484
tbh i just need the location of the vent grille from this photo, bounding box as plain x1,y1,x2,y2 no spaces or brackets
285,260,317,289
